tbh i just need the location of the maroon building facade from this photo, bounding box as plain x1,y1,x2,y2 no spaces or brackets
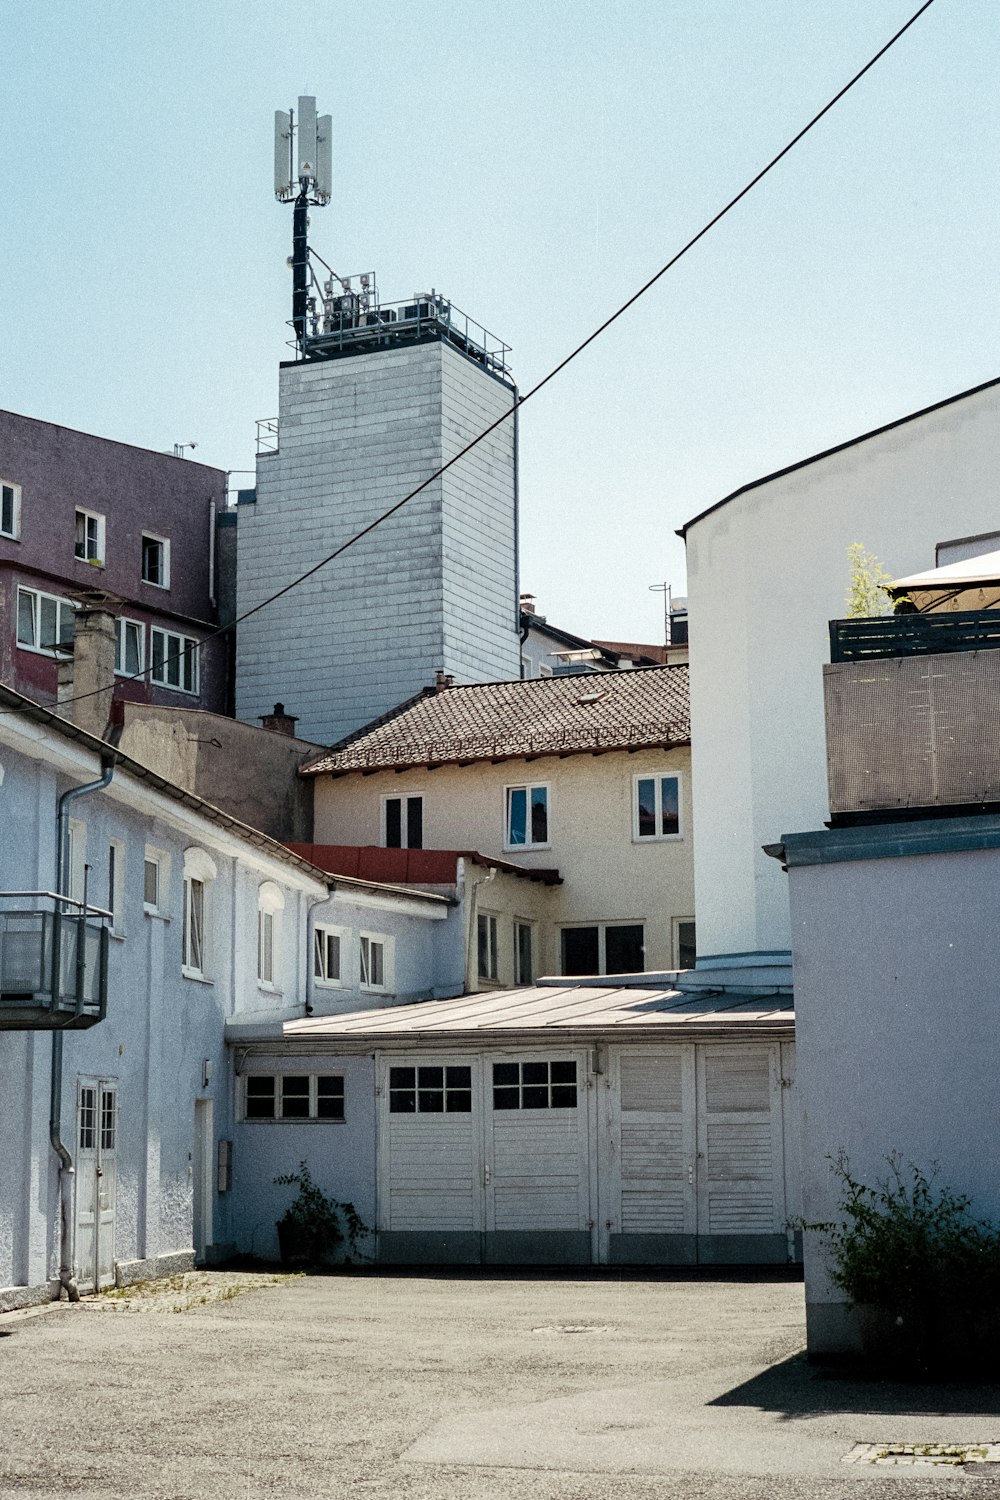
0,411,229,719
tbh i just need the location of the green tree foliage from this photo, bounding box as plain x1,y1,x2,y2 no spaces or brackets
845,542,895,618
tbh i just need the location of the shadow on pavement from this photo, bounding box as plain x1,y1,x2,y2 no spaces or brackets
712,1352,1000,1419
221,1255,804,1285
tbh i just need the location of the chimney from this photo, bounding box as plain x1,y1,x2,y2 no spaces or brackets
520,593,536,616
59,606,117,740
434,671,455,691
259,702,299,737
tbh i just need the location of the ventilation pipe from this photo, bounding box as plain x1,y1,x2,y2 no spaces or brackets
51,758,115,1301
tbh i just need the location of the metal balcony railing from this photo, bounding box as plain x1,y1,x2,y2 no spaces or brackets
0,892,109,1030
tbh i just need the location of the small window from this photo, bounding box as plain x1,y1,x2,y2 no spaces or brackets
313,925,344,986
151,627,199,695
78,1086,96,1149
505,783,549,849
74,508,105,564
143,848,165,914
108,840,125,935
141,533,170,588
477,913,499,982
183,877,205,973
360,934,389,991
389,1065,472,1113
244,1074,344,1121
382,794,423,849
1,481,21,539
634,773,681,840
514,921,533,986
675,918,696,971
114,618,145,678
492,1060,577,1111
16,587,75,656
561,923,645,977
258,908,275,984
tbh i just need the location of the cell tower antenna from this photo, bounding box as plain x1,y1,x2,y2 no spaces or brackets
274,97,332,357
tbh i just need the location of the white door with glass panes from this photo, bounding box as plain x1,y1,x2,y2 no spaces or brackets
75,1079,118,1290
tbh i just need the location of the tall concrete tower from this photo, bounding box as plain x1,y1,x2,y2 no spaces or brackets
235,101,521,745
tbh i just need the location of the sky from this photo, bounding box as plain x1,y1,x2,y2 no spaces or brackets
3,1,999,646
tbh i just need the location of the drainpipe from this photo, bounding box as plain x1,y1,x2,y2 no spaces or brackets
51,759,115,1301
463,862,497,994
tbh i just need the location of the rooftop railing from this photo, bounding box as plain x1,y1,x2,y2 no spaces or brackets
830,609,1000,663
0,892,109,1030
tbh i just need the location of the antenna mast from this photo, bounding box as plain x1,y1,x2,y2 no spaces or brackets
274,97,332,357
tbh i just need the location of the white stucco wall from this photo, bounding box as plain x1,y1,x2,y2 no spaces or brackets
784,838,1000,1353
685,380,1000,958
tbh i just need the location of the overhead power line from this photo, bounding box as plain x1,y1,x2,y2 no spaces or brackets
8,0,937,721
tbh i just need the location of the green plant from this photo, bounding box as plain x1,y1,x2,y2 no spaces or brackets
274,1161,367,1264
845,542,895,618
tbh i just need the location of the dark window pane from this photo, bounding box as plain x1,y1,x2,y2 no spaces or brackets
660,777,680,836
677,920,696,970
507,787,526,845
530,786,548,843
605,924,644,975
562,926,599,976
522,1061,547,1085
636,778,657,837
516,923,532,985
550,1061,576,1085
385,798,402,848
390,1090,416,1113
493,1087,520,1110
522,1086,548,1109
418,1090,444,1113
446,1066,471,1089
407,797,423,850
246,1077,275,1119
316,1092,345,1120
281,1077,310,1119
418,1067,443,1089
493,1063,518,1087
670,616,688,645
551,1086,578,1108
446,1090,472,1112
390,1067,414,1090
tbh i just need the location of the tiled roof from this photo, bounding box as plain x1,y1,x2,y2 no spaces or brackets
301,665,690,775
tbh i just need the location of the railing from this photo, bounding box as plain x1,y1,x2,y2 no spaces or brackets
256,418,279,456
297,292,513,383
0,892,109,1030
829,610,1000,663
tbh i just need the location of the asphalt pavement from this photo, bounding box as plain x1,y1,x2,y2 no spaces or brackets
2,1267,1000,1499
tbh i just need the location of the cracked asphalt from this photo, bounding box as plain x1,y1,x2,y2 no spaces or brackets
2,1268,1000,1499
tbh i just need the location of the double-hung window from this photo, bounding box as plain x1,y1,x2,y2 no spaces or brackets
505,783,549,849
313,924,345,987
634,773,681,840
477,913,499,982
382,794,423,849
16,587,74,656
151,628,199,695
360,933,391,991
141,533,170,588
74,508,105,564
115,618,145,677
1,481,20,539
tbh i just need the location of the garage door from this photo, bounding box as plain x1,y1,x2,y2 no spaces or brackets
377,1051,592,1264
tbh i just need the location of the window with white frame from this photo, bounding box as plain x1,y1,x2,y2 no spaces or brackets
360,932,391,991
1,481,21,539
477,913,499,982
493,1060,577,1110
514,920,533,986
634,773,682,840
313,924,346,987
114,617,145,677
381,793,423,849
257,882,284,988
107,839,125,936
505,783,549,849
561,922,645,977
74,508,105,564
66,819,87,908
141,533,170,588
16,586,74,656
151,627,199,695
244,1074,345,1121
181,848,216,978
389,1065,471,1113
143,846,167,915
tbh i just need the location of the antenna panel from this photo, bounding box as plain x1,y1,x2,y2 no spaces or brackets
297,96,317,180
316,115,333,201
274,110,292,195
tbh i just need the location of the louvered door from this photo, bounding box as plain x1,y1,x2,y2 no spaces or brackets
614,1048,696,1238
695,1044,785,1251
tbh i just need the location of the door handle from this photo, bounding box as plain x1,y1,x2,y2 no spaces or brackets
484,1163,491,1185
687,1165,694,1185
95,1167,103,1178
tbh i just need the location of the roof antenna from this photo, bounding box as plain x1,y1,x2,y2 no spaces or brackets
274,96,332,358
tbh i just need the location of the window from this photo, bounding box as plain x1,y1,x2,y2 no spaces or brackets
244,1074,345,1121
674,918,696,971
141,533,170,588
143,847,166,915
66,819,87,907
514,921,533,986
115,618,145,677
1,481,20,539
505,783,549,849
382,794,423,849
313,924,345,986
74,508,105,564
634,773,681,840
477,913,498,982
257,882,284,988
360,933,391,991
389,1065,471,1113
561,923,645,977
16,586,74,656
107,839,125,935
181,848,216,977
493,1060,577,1110
151,628,199,695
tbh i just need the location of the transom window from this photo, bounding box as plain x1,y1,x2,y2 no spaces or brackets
151,627,199,695
634,773,681,840
505,783,549,849
313,924,344,986
493,1060,577,1110
16,586,74,656
561,923,645,977
389,1065,472,1113
477,913,498,982
115,618,145,677
1,481,20,539
74,508,105,564
141,533,170,588
382,794,423,849
244,1074,344,1121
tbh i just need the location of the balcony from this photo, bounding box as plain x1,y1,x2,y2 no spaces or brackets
0,893,109,1030
829,608,1000,663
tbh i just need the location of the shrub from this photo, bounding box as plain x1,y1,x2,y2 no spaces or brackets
274,1161,367,1264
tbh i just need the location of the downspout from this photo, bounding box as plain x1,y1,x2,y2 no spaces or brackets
463,862,497,994
51,758,115,1301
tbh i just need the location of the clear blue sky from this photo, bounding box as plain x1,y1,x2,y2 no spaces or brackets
3,1,997,644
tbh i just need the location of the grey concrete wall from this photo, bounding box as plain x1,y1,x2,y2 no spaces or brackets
235,341,520,747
